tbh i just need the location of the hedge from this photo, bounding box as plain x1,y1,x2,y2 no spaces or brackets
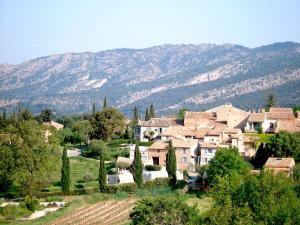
36,178,173,198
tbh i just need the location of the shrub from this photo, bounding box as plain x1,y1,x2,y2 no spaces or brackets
25,195,38,211
116,162,130,169
46,196,64,202
145,165,162,171
75,184,85,189
83,174,94,182
130,196,202,224
0,205,31,220
108,168,118,175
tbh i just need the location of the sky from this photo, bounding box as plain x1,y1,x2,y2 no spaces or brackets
0,0,300,64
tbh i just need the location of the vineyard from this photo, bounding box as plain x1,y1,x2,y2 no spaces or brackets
46,199,136,225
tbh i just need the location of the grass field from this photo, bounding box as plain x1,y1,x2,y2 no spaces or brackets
46,156,103,191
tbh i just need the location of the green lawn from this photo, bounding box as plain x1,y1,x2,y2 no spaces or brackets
46,156,101,191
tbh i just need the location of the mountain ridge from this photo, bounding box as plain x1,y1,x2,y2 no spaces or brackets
0,41,300,116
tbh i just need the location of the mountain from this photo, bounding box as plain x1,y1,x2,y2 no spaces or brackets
1,42,300,116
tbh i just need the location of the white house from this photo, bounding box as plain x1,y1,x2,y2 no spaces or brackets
129,144,153,165
134,118,182,141
199,142,218,166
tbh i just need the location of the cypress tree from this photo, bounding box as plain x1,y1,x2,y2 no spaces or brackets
103,97,107,110
145,108,150,121
132,142,143,188
150,104,155,118
61,147,70,194
99,148,107,192
132,106,140,126
3,108,6,121
92,102,96,115
11,109,16,123
265,93,276,112
166,140,177,185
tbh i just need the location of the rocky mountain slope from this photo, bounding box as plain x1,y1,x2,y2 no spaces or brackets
1,42,300,116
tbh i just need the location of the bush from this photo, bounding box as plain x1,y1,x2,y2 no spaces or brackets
138,141,154,147
145,165,162,171
116,162,130,169
83,174,94,182
46,196,64,202
25,195,38,211
0,205,31,220
108,168,118,175
130,196,202,224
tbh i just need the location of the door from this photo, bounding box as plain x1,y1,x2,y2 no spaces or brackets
153,157,159,165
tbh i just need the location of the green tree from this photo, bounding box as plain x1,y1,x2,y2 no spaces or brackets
72,120,93,145
91,108,125,141
132,106,140,127
1,120,59,196
130,196,202,225
92,102,96,115
40,108,53,122
149,104,155,118
17,108,33,122
265,93,276,112
99,147,107,192
166,140,177,185
207,147,250,186
2,108,6,121
144,108,150,121
61,147,70,194
132,143,143,188
103,96,107,110
177,108,188,120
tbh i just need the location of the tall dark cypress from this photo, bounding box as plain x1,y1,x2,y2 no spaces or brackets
132,142,143,188
132,106,140,126
103,96,107,110
3,108,6,121
92,102,96,115
145,108,150,121
99,148,107,192
149,104,155,118
166,140,177,185
61,147,70,194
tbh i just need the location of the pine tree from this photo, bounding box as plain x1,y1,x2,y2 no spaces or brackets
99,148,107,192
150,104,155,118
145,108,150,121
132,142,143,188
103,97,107,110
92,102,96,115
3,108,6,121
265,93,276,112
166,140,177,185
61,147,70,194
132,106,140,126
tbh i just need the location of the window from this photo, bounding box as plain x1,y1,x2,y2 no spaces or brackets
182,157,188,163
208,149,212,154
159,128,162,132
183,149,187,154
203,158,208,163
270,123,274,129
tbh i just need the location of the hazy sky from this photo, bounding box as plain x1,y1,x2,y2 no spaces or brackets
1,0,300,64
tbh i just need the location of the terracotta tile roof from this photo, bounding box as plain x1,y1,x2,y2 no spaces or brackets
139,118,182,127
248,113,265,122
161,126,194,137
265,157,295,169
269,107,293,114
148,140,168,150
266,112,294,120
172,138,198,148
116,157,133,165
201,142,218,148
184,112,215,120
207,124,227,136
275,119,300,133
149,139,198,150
195,128,210,139
224,128,241,134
